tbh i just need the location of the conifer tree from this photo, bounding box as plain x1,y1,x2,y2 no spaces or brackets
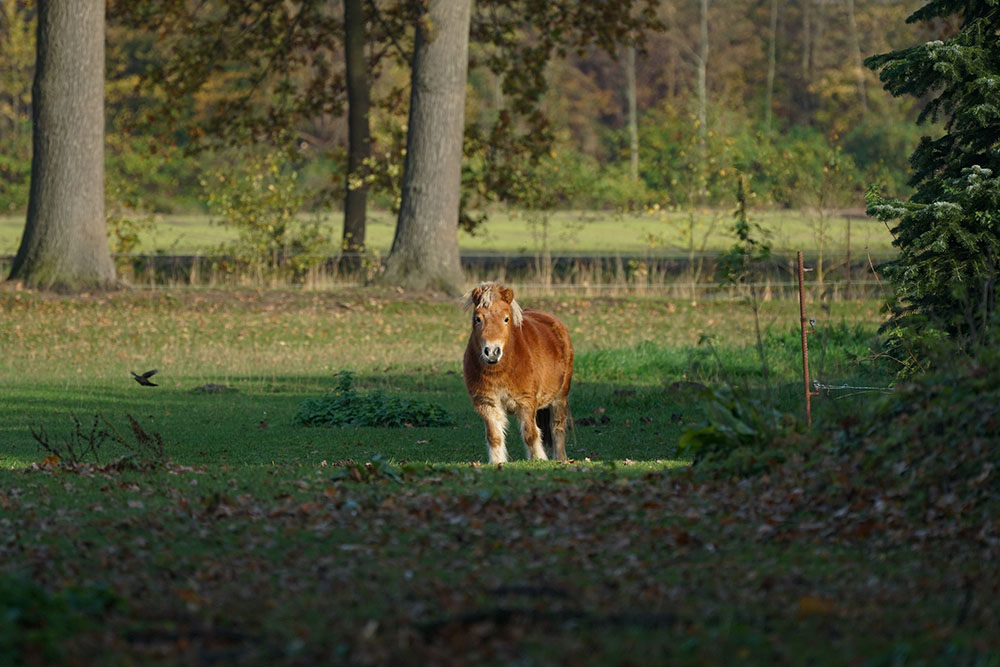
865,1,1000,362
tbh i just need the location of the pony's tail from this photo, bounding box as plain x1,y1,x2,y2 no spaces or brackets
536,407,553,451
566,403,577,452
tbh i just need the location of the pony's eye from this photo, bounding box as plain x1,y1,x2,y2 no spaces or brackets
474,316,481,325
504,316,509,323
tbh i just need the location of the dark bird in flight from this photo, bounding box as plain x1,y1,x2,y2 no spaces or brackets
131,369,159,386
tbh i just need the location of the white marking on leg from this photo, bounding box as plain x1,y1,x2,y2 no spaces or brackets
519,409,547,461
480,403,509,464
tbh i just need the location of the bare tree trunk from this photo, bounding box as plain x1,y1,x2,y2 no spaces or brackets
845,0,868,115
696,0,709,147
813,0,825,69
801,0,811,81
764,0,779,134
695,0,709,202
624,45,639,182
494,70,504,111
662,2,680,102
382,0,471,294
9,0,115,292
342,0,371,271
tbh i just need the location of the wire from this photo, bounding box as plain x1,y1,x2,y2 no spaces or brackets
812,380,893,393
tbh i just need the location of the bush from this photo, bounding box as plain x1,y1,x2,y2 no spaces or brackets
0,121,30,214
636,106,867,209
680,345,1000,524
677,385,796,473
29,412,169,470
840,118,922,199
295,371,454,428
201,148,331,283
0,575,118,665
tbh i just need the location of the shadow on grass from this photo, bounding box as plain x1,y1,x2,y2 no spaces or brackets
0,371,719,468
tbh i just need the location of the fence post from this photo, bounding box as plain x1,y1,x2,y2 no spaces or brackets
845,216,852,300
797,251,817,426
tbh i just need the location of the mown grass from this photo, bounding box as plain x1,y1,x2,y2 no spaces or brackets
0,207,895,256
7,287,992,666
0,288,884,468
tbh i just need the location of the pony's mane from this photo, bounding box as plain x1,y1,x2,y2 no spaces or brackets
463,281,524,327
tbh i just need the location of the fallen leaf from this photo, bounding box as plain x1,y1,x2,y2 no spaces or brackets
796,595,835,618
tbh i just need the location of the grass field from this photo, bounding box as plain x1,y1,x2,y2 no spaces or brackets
0,207,896,257
0,288,883,468
2,287,995,665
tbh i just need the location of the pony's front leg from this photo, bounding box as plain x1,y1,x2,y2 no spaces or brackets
517,405,548,461
476,401,509,464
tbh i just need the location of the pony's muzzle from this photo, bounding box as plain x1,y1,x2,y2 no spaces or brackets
482,344,503,365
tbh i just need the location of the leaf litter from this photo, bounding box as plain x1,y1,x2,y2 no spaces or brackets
2,452,998,665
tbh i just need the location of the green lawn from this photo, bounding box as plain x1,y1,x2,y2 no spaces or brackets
0,207,896,257
2,288,994,665
0,288,885,468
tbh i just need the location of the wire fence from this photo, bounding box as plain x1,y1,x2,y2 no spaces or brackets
0,249,895,298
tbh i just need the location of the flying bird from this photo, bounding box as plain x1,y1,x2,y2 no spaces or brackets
131,369,159,386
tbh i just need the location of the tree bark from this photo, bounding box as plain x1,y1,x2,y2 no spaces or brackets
8,0,116,292
342,0,370,271
624,45,639,182
696,0,709,150
382,0,471,294
845,0,868,115
801,0,811,81
696,0,709,200
764,0,779,134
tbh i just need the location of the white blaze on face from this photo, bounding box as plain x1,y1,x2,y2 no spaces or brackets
465,282,521,366
481,338,503,364
474,309,507,364
474,306,511,365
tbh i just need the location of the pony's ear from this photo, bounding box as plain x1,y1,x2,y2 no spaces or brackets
463,286,482,311
500,286,514,304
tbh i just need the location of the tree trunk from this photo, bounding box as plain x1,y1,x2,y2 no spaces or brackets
695,0,709,201
624,45,639,182
8,0,115,292
801,0,811,81
382,0,471,294
696,0,709,147
342,0,370,272
845,0,868,115
764,0,779,134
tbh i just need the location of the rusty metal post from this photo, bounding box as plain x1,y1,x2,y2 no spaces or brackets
797,251,815,426
845,216,852,300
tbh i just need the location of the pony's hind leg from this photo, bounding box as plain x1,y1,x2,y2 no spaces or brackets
535,407,553,449
549,396,569,460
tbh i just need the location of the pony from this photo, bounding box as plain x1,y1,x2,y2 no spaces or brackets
462,281,574,464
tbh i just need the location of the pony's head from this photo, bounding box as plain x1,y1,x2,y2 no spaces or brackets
464,282,523,365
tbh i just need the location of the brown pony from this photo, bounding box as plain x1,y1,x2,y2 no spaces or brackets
462,282,574,464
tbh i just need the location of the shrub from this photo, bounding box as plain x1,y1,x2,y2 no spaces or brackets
677,385,795,473
0,575,117,665
201,148,331,283
637,106,866,209
850,354,1000,509
840,117,922,199
29,412,168,470
294,371,453,428
681,344,1000,526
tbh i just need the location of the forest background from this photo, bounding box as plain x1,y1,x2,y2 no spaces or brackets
0,0,938,261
